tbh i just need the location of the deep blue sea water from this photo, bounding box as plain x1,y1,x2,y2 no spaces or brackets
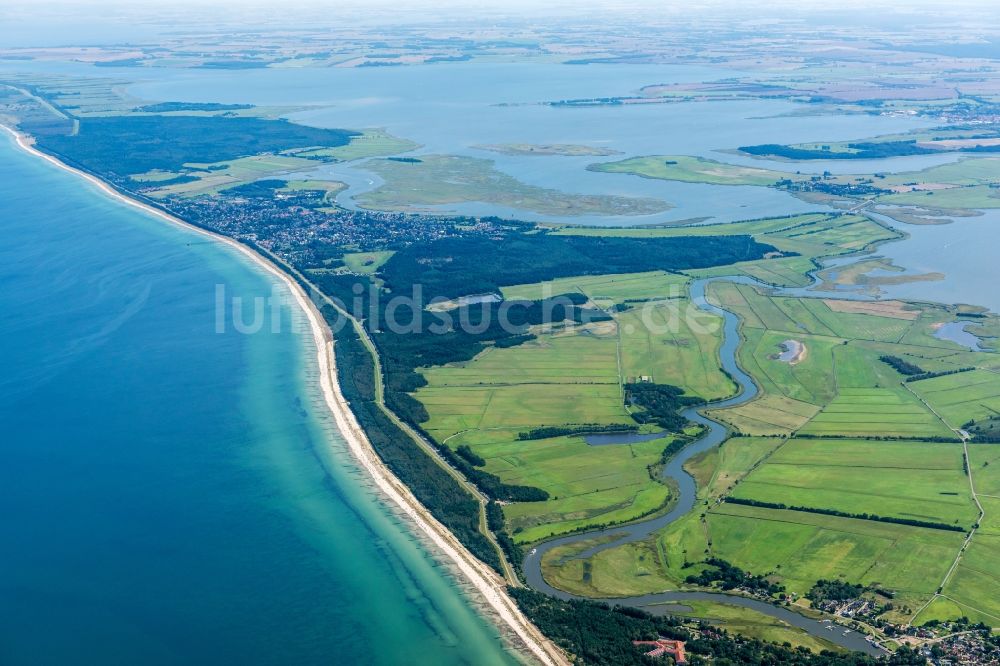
0,132,514,665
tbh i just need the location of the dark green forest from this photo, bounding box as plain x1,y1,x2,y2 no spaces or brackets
38,115,357,175
381,232,778,300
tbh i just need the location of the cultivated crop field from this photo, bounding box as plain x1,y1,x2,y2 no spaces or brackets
797,387,955,438
933,534,1000,625
706,502,964,603
907,369,1000,429
413,320,689,542
617,300,735,400
707,394,821,435
731,438,977,527
465,429,673,544
710,282,913,342
686,436,786,499
500,270,688,304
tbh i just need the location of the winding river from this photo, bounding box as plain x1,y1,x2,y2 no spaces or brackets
523,276,885,656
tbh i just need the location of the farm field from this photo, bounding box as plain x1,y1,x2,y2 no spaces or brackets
617,300,736,400
540,534,679,598
883,184,1000,210
413,320,689,542
706,503,963,604
706,280,967,438
907,369,1000,429
707,394,821,436
418,381,627,435
542,500,964,615
730,438,977,527
500,270,688,305
976,496,1000,536
796,387,955,439
465,429,674,544
419,330,621,391
708,281,914,342
685,436,787,499
967,444,1000,496
735,328,841,406
934,534,1000,625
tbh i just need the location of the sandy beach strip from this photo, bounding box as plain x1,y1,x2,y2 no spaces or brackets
2,124,567,666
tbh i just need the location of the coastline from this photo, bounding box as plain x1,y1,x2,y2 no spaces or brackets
0,125,566,666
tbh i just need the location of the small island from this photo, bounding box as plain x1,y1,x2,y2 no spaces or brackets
473,143,622,157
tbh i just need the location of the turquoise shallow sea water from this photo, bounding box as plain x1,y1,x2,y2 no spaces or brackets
0,132,515,665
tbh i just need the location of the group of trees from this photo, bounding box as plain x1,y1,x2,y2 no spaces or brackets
625,383,702,431
685,557,785,595
878,355,924,376
381,230,779,301
965,416,1000,442
486,501,523,578
904,367,974,383
517,424,638,440
807,579,867,603
740,140,936,161
724,497,967,533
38,114,357,175
509,588,689,665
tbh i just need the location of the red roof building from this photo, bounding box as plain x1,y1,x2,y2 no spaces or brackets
632,639,687,664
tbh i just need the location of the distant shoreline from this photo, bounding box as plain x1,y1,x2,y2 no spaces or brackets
0,124,565,666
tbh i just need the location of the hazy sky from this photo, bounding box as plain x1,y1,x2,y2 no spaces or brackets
2,0,999,49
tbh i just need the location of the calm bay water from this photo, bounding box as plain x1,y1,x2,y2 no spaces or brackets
122,61,940,225
0,133,514,665
4,58,942,225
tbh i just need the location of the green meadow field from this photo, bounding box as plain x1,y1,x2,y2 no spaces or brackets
401,210,1000,630
731,438,977,527
541,499,964,616
414,317,683,542
908,369,1000,429
617,300,736,400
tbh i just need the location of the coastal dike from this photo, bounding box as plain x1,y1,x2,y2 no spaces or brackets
1,124,569,666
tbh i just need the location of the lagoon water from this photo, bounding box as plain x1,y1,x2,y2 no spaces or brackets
0,133,514,664
0,59,930,226
873,210,1000,313
4,60,965,226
